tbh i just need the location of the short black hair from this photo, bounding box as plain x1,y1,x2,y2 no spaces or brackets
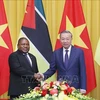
17,37,28,45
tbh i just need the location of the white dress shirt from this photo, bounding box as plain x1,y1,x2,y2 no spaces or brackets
63,45,72,62
26,53,32,66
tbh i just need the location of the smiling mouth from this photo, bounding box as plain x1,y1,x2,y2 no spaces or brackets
23,49,29,51
64,44,68,46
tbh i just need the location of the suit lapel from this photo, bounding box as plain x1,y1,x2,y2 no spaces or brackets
28,54,35,71
17,51,35,72
67,46,76,70
59,48,66,70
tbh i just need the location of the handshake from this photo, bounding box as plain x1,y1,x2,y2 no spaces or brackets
34,73,44,81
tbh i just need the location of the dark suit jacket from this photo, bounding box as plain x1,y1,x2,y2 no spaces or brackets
8,50,39,96
44,46,86,90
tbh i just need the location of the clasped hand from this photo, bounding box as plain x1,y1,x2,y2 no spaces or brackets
34,73,44,81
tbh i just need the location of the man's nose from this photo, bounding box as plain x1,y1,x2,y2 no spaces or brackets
24,44,28,47
64,40,67,42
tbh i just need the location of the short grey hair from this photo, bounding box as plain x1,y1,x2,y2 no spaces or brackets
60,30,72,38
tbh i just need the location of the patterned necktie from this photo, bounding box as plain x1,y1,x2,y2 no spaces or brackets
64,50,69,68
24,53,32,67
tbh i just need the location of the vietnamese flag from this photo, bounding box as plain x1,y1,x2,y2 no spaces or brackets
0,0,13,99
55,0,96,94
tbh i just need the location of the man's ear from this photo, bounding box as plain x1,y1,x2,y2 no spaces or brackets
17,44,18,48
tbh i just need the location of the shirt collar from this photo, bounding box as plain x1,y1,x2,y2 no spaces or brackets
63,45,72,52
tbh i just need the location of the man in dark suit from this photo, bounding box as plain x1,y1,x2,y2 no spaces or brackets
37,30,86,94
8,37,40,100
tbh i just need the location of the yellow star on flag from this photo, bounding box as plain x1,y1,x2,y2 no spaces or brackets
66,16,88,49
0,24,8,49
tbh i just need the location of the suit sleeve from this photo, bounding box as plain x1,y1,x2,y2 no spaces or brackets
31,54,39,73
43,52,57,80
79,50,87,90
8,53,35,77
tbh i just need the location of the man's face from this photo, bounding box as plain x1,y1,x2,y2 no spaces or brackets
18,39,30,53
60,32,72,49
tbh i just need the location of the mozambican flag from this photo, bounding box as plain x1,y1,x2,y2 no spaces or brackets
18,0,52,74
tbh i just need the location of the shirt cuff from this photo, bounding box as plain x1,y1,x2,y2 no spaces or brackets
80,89,86,94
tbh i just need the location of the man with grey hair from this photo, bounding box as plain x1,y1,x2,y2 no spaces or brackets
37,30,86,94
